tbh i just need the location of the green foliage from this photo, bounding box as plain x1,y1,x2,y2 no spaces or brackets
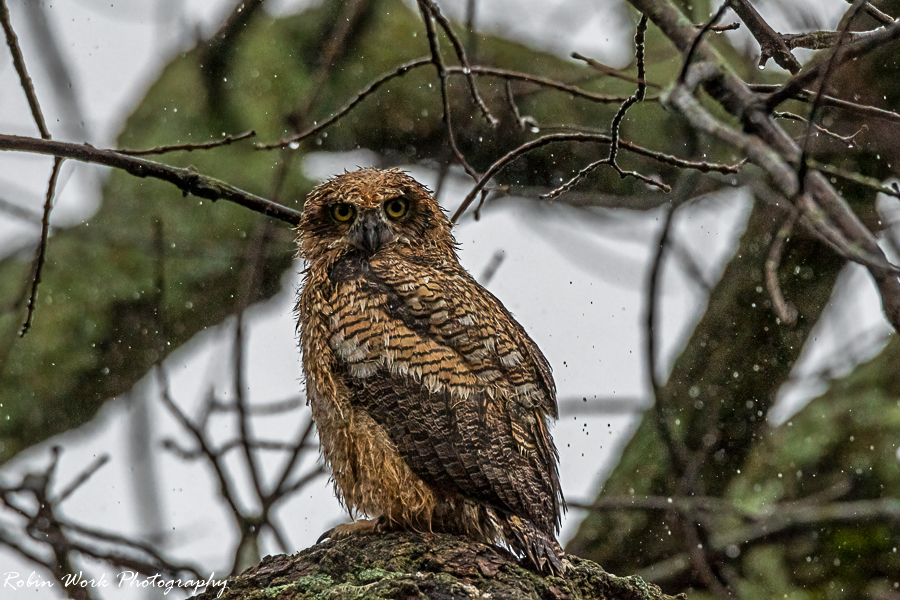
729,338,900,599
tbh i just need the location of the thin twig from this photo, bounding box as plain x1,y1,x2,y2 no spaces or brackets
162,438,316,461
807,158,900,200
504,80,527,129
118,130,256,156
454,65,641,104
155,367,243,519
682,518,734,599
796,0,867,198
2,0,64,338
846,0,895,25
258,60,638,150
59,521,201,578
211,396,303,415
259,58,430,149
679,2,730,84
764,213,799,325
568,496,738,515
271,417,317,499
279,466,327,497
780,30,864,51
417,0,478,179
609,17,649,167
233,221,276,501
571,51,662,89
0,194,41,224
0,0,50,138
19,157,62,337
55,455,110,504
233,313,265,499
287,0,371,132
774,111,868,146
421,0,497,126
749,83,900,125
542,156,668,200
451,132,742,223
765,17,900,111
557,396,650,415
727,0,802,72
697,22,740,32
543,17,663,200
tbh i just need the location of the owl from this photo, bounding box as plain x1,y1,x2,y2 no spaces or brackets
296,168,565,574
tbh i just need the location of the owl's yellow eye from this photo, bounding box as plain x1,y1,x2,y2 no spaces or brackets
331,203,356,223
384,197,409,220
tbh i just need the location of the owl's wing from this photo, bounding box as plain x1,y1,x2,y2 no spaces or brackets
327,256,563,534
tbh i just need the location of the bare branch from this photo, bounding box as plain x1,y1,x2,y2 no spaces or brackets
0,134,302,224
808,158,900,200
749,84,900,125
456,65,642,104
259,59,430,149
780,30,864,51
19,157,62,337
571,51,662,89
452,132,741,223
796,0,868,198
118,130,256,156
774,111,868,145
0,0,50,138
845,0,895,25
765,18,900,111
155,367,244,519
421,0,498,126
417,0,478,179
727,0,802,72
764,212,799,325
679,2,730,84
55,454,109,504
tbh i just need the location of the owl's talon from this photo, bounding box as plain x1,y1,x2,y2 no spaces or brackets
316,526,337,544
317,519,378,544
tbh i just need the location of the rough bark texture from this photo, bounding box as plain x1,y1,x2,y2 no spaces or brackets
192,531,685,600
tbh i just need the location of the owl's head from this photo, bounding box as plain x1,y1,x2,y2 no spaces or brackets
297,168,456,264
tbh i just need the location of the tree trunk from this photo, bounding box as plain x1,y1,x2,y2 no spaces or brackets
192,531,685,600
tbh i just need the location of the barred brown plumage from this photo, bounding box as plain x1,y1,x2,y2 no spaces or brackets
296,167,566,574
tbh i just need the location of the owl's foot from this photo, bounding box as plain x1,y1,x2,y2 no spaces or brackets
317,518,388,543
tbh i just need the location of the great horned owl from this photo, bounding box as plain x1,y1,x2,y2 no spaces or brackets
296,168,565,573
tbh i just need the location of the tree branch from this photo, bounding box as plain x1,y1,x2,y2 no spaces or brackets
0,134,301,225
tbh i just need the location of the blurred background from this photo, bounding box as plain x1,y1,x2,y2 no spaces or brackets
0,0,898,598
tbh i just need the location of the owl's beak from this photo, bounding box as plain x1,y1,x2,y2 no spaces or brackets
352,210,392,254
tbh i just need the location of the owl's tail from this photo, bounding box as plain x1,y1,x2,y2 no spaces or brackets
503,515,566,576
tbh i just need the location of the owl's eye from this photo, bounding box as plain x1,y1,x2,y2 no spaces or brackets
384,197,409,220
330,203,356,223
